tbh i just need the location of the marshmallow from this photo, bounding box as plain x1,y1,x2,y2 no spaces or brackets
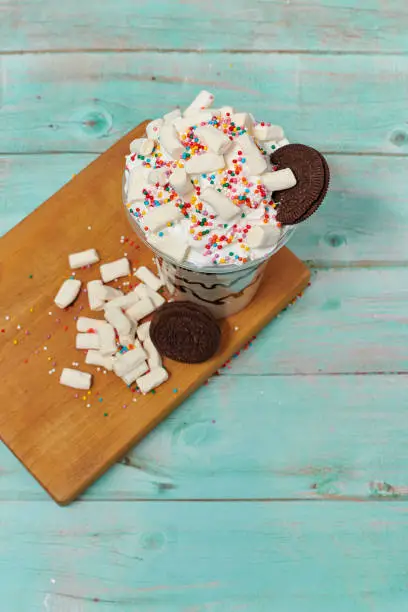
218,105,234,116
148,167,169,186
143,203,183,233
201,188,238,221
129,138,154,156
60,368,92,390
98,323,117,356
54,279,81,309
93,284,124,301
184,90,214,115
236,134,267,175
104,305,132,335
253,124,284,142
76,332,100,351
113,346,148,377
68,249,99,270
77,316,107,332
196,126,232,155
143,337,162,369
85,350,115,371
163,108,181,123
173,112,213,134
184,153,225,175
136,367,168,394
121,361,149,386
169,167,194,197
119,324,137,348
135,266,163,291
149,234,189,263
87,280,105,311
105,290,139,311
135,283,166,308
262,169,297,192
245,225,282,249
100,258,130,283
125,297,155,323
127,166,148,202
232,112,253,133
137,321,151,343
146,118,164,141
159,124,184,160
277,137,290,148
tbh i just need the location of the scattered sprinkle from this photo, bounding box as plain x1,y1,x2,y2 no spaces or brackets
173,388,178,394
13,339,18,345
104,412,108,417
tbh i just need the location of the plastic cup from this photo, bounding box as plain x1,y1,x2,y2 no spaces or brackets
123,174,295,318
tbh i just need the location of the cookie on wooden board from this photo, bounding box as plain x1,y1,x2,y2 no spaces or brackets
150,301,221,363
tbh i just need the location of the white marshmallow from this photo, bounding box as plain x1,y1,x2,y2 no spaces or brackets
253,124,284,142
196,126,232,155
87,280,105,311
100,258,130,283
173,112,213,134
54,279,81,309
149,235,189,263
76,332,100,351
245,225,282,249
113,346,148,377
119,324,137,348
135,283,166,308
159,124,184,160
146,118,164,141
262,169,297,192
169,167,194,197
218,105,234,116
135,266,163,291
137,321,151,343
77,316,107,332
98,323,117,356
93,284,124,301
163,108,181,123
232,112,253,133
136,367,168,394
184,153,225,175
121,361,149,386
277,137,290,148
201,188,238,221
184,90,214,115
60,368,92,390
85,350,115,371
143,337,162,369
236,134,267,175
104,305,132,335
105,290,139,311
148,167,169,186
125,297,155,323
130,138,154,156
143,204,183,233
127,166,148,203
68,249,99,270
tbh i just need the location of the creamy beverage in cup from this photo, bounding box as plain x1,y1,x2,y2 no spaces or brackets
123,91,298,318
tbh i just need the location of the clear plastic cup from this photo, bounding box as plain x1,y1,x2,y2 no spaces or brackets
123,173,295,318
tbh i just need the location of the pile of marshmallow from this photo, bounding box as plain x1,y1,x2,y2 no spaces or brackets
125,90,297,267
55,248,169,395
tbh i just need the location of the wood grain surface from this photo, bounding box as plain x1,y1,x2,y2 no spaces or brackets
1,0,408,609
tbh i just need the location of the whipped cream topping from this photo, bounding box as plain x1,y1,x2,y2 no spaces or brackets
124,91,294,267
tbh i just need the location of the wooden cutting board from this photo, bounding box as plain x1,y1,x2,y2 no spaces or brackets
0,122,310,505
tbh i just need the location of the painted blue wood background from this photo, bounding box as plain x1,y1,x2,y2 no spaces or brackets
1,1,408,609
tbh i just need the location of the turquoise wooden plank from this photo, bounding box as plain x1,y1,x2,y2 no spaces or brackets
2,153,407,264
2,501,408,611
1,0,407,54
2,52,408,154
2,374,408,501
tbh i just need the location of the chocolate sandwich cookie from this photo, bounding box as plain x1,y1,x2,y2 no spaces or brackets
270,144,330,225
150,301,221,364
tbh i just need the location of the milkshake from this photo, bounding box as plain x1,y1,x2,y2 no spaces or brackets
123,91,314,317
